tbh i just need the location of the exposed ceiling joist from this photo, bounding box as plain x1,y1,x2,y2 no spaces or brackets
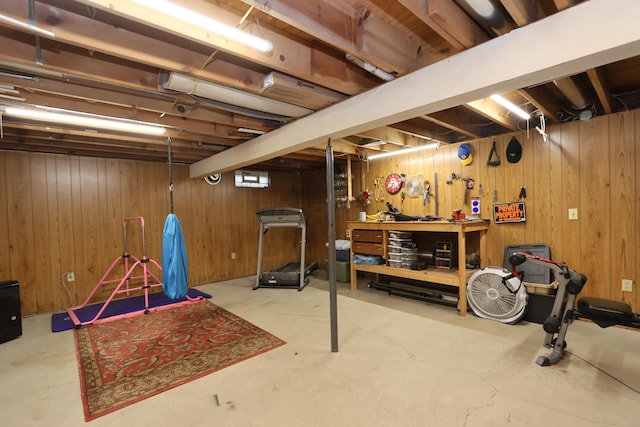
190,0,640,177
465,98,521,131
238,0,435,76
587,67,613,114
398,0,488,49
50,0,376,95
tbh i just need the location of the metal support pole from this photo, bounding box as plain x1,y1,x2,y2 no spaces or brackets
326,139,338,352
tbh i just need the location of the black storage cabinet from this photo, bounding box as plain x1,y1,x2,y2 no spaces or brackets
0,280,22,343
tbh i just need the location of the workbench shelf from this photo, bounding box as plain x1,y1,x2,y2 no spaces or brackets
347,220,489,316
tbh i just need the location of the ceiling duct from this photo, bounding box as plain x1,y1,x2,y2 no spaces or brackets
159,72,313,119
553,77,590,110
259,71,347,111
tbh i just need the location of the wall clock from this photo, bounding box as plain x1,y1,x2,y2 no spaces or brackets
385,173,403,194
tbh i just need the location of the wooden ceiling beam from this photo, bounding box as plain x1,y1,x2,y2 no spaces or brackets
419,111,483,139
499,0,545,27
398,0,489,50
553,0,582,11
238,0,436,76
0,40,277,130
518,86,562,124
6,90,247,142
2,0,376,97
587,67,613,114
66,0,375,94
351,127,414,145
465,99,520,131
0,134,204,163
190,0,640,176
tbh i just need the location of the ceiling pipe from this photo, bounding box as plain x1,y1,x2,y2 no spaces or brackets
553,76,590,109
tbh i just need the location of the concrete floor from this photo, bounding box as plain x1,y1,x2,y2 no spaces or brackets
1,273,639,426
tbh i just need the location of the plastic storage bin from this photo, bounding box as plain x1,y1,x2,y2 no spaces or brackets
325,259,350,282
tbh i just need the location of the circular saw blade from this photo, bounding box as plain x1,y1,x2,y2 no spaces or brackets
405,177,422,197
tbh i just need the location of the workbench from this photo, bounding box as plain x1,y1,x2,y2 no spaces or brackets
347,220,489,316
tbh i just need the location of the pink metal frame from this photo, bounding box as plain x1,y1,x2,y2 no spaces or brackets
66,216,200,327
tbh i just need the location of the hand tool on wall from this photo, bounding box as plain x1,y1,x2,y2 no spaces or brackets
462,177,474,205
422,180,431,206
446,172,460,185
405,175,422,198
373,177,385,202
434,172,439,216
519,186,527,199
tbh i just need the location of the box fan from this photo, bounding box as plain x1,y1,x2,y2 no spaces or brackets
466,267,528,324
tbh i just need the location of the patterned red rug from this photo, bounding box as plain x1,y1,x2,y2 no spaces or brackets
73,300,286,421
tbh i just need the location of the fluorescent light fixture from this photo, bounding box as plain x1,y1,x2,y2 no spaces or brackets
361,139,386,148
368,142,439,161
238,127,266,135
160,72,313,119
346,54,395,82
0,94,26,101
0,14,55,38
490,94,531,120
4,107,166,135
133,0,273,52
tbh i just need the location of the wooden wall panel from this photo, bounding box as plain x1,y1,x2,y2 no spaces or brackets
609,111,635,305
559,121,582,270
2,108,640,315
5,152,36,314
636,109,640,311
0,152,303,315
45,156,62,311
0,154,9,278
547,125,564,260
579,116,611,300
55,156,74,308
31,154,52,313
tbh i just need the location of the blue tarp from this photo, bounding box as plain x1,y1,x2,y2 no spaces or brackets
162,213,189,300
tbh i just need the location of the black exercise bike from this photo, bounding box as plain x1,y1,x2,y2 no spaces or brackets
508,252,640,366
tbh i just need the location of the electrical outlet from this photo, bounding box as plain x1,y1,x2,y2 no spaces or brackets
568,208,578,220
622,279,633,292
231,252,237,260
67,272,75,282
346,229,351,238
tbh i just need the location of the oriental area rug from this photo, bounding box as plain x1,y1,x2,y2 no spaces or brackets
73,300,286,421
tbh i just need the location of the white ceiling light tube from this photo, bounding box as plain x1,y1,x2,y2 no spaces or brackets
0,14,55,38
367,142,439,161
160,72,313,118
133,0,273,53
4,107,166,135
237,127,266,135
346,54,395,82
490,94,531,120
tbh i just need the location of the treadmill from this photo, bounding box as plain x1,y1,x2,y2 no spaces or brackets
255,208,317,291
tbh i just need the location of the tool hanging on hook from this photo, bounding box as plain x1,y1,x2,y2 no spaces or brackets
487,139,501,166
422,180,431,206
463,177,474,205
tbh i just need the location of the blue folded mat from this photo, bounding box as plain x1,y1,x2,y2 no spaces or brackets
51,288,211,332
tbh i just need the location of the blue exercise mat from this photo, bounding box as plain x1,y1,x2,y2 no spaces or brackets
51,288,211,332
